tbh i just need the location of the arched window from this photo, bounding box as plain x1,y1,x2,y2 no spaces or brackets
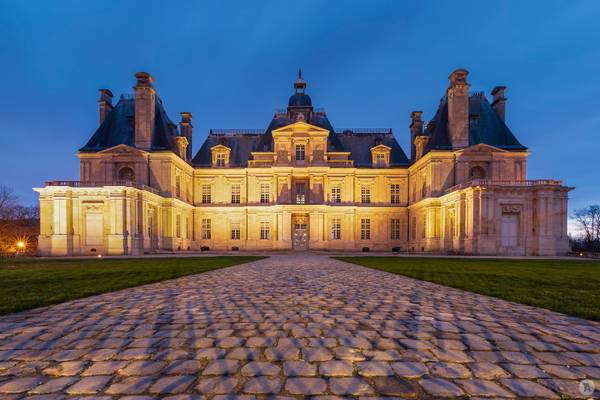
470,166,486,180
118,167,135,182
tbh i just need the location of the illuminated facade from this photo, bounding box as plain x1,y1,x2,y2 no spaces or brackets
36,70,571,256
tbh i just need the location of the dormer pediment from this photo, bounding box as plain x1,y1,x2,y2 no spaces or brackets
210,144,231,152
210,144,232,167
272,121,330,138
370,144,391,152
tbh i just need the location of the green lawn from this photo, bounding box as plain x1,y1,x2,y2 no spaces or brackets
336,256,600,321
0,256,262,315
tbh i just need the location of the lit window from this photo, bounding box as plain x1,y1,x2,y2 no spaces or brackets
331,186,341,203
231,220,240,240
390,218,401,240
216,153,226,167
201,184,211,204
361,186,371,204
376,153,386,167
231,184,241,204
331,218,341,240
295,144,305,161
201,218,211,240
361,218,371,240
175,215,181,238
175,175,181,198
260,184,270,204
260,221,270,240
390,184,400,204
296,183,306,204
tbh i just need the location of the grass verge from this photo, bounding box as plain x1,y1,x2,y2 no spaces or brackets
336,256,600,321
0,256,263,315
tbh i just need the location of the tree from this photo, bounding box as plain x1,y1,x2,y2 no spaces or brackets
572,205,600,252
0,185,39,254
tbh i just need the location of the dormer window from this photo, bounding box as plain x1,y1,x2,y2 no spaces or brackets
210,145,231,168
370,144,391,168
295,144,305,161
216,153,225,167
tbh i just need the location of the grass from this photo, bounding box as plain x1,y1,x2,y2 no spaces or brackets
0,256,263,315
336,256,600,321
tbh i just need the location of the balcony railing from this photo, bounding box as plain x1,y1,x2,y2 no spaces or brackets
45,181,160,195
445,179,564,193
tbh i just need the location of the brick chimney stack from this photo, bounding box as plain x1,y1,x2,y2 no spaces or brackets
491,86,507,122
133,72,155,150
98,89,113,125
447,69,470,149
179,112,193,162
410,111,423,160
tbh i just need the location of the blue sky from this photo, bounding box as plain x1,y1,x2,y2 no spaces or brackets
1,1,599,218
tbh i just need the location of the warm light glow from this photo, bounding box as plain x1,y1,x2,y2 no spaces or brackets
97,254,103,258
16,241,25,249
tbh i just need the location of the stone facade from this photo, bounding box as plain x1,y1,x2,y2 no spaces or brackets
35,70,572,256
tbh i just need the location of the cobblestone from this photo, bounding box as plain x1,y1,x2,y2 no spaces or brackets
0,255,599,399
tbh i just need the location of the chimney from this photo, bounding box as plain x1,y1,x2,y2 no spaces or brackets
179,112,193,162
491,86,507,122
410,111,423,160
98,89,113,125
133,72,155,150
447,69,470,149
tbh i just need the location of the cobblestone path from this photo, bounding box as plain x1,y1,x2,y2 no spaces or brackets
0,255,599,399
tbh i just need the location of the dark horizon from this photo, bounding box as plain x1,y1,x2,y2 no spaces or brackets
1,1,599,228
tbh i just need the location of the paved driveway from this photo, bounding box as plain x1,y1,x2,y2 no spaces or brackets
0,255,598,399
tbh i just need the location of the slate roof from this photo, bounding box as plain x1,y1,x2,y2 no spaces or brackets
192,131,263,167
80,96,179,152
423,92,526,152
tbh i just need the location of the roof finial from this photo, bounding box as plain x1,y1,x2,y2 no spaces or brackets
294,68,306,93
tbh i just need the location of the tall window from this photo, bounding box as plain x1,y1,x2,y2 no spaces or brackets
390,218,401,240
260,221,270,240
331,186,341,203
201,184,211,204
331,218,341,240
216,153,226,167
230,220,240,240
360,218,371,240
361,186,371,204
390,184,400,204
295,144,305,161
185,216,190,239
376,153,386,167
260,184,270,204
422,214,427,239
175,215,181,238
175,175,181,198
231,184,241,204
201,218,211,240
295,183,306,204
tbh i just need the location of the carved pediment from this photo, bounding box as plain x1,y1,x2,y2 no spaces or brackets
457,143,505,154
97,144,147,155
272,121,330,138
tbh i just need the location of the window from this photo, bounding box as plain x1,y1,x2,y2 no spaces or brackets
260,221,270,240
295,183,306,204
421,180,427,198
391,218,401,240
231,184,241,204
376,153,386,167
331,186,341,203
185,216,190,239
201,184,211,204
260,184,270,204
175,175,181,198
175,215,181,238
422,214,427,239
470,166,486,180
118,167,135,182
390,184,400,204
331,218,341,240
230,220,240,240
361,186,371,204
216,153,226,167
201,218,211,240
295,144,305,161
360,218,371,240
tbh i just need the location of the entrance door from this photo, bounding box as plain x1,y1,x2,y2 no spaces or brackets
501,213,519,247
293,223,308,250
